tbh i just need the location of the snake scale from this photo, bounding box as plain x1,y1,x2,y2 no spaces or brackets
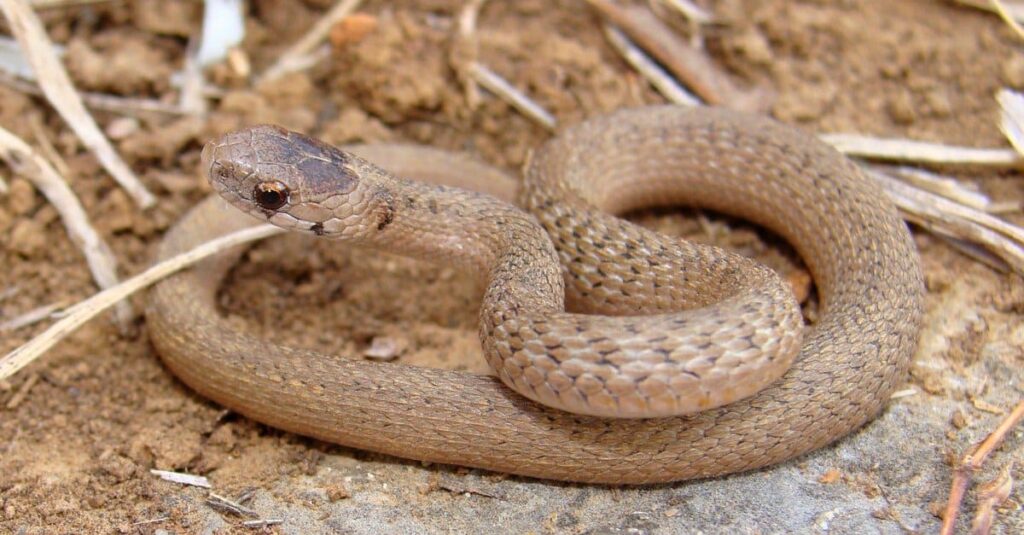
147,106,924,484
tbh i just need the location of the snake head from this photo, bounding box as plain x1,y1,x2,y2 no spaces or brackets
201,125,383,238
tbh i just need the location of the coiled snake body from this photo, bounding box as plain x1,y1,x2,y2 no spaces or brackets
147,107,923,484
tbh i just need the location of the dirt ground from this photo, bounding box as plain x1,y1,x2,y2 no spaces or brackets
1,0,1023,533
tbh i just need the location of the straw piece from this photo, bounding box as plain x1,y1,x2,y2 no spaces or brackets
257,0,364,85
821,133,1023,167
0,224,282,381
603,25,701,106
0,124,133,332
0,0,156,208
997,88,1024,155
655,0,713,24
468,62,557,131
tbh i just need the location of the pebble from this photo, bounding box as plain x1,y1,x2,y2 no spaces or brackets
1002,55,1024,88
886,90,916,125
9,218,47,256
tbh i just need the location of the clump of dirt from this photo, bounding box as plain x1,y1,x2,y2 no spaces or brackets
2,1,1023,533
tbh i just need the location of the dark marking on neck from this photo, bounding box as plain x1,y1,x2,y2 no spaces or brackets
310,222,324,236
375,188,396,231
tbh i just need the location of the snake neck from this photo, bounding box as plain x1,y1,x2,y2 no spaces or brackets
355,175,566,315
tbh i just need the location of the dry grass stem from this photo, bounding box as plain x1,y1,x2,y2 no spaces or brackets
0,175,7,193
954,0,1024,21
207,492,258,516
940,400,1024,535
179,34,207,116
821,133,1023,167
0,71,186,115
242,519,283,528
0,0,156,208
970,463,1014,535
0,124,134,332
991,0,1024,40
586,0,756,109
0,301,64,332
468,62,556,131
0,224,283,382
150,469,212,488
4,371,38,409
130,516,170,527
257,0,364,85
603,25,701,106
997,88,1024,155
0,287,18,302
28,113,70,177
29,0,113,7
871,170,1024,273
653,0,713,24
884,166,996,212
938,235,1011,272
453,0,487,109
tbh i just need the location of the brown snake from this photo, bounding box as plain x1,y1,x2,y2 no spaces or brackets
147,106,924,484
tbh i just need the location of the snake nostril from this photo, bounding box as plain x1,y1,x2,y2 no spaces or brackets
254,181,290,210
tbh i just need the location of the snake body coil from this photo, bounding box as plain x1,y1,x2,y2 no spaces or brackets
147,107,923,484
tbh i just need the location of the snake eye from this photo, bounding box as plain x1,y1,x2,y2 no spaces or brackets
254,181,289,210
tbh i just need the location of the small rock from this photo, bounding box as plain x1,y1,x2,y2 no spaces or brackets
100,189,135,233
100,454,137,482
887,90,916,125
786,269,812,304
106,117,141,140
364,336,407,361
330,13,379,48
772,84,836,122
8,179,37,216
1003,55,1024,88
818,468,841,484
728,28,774,66
326,483,351,501
132,0,200,37
9,218,47,256
207,424,237,450
923,89,952,118
950,409,969,429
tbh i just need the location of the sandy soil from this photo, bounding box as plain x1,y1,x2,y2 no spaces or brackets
1,0,1023,533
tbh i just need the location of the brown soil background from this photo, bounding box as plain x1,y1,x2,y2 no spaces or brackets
1,0,1023,533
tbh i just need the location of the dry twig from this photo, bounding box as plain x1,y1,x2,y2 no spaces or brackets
820,133,1023,168
971,463,1014,535
0,0,156,208
0,124,134,332
0,301,63,332
207,492,258,517
453,0,487,109
178,34,207,116
257,0,364,85
4,371,38,409
653,0,713,24
586,0,759,110
884,166,1016,214
150,469,212,489
940,400,1024,535
468,63,556,132
28,0,113,7
0,70,187,116
0,224,282,382
603,25,701,106
991,0,1024,40
997,88,1024,155
871,170,1024,274
953,0,1024,22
